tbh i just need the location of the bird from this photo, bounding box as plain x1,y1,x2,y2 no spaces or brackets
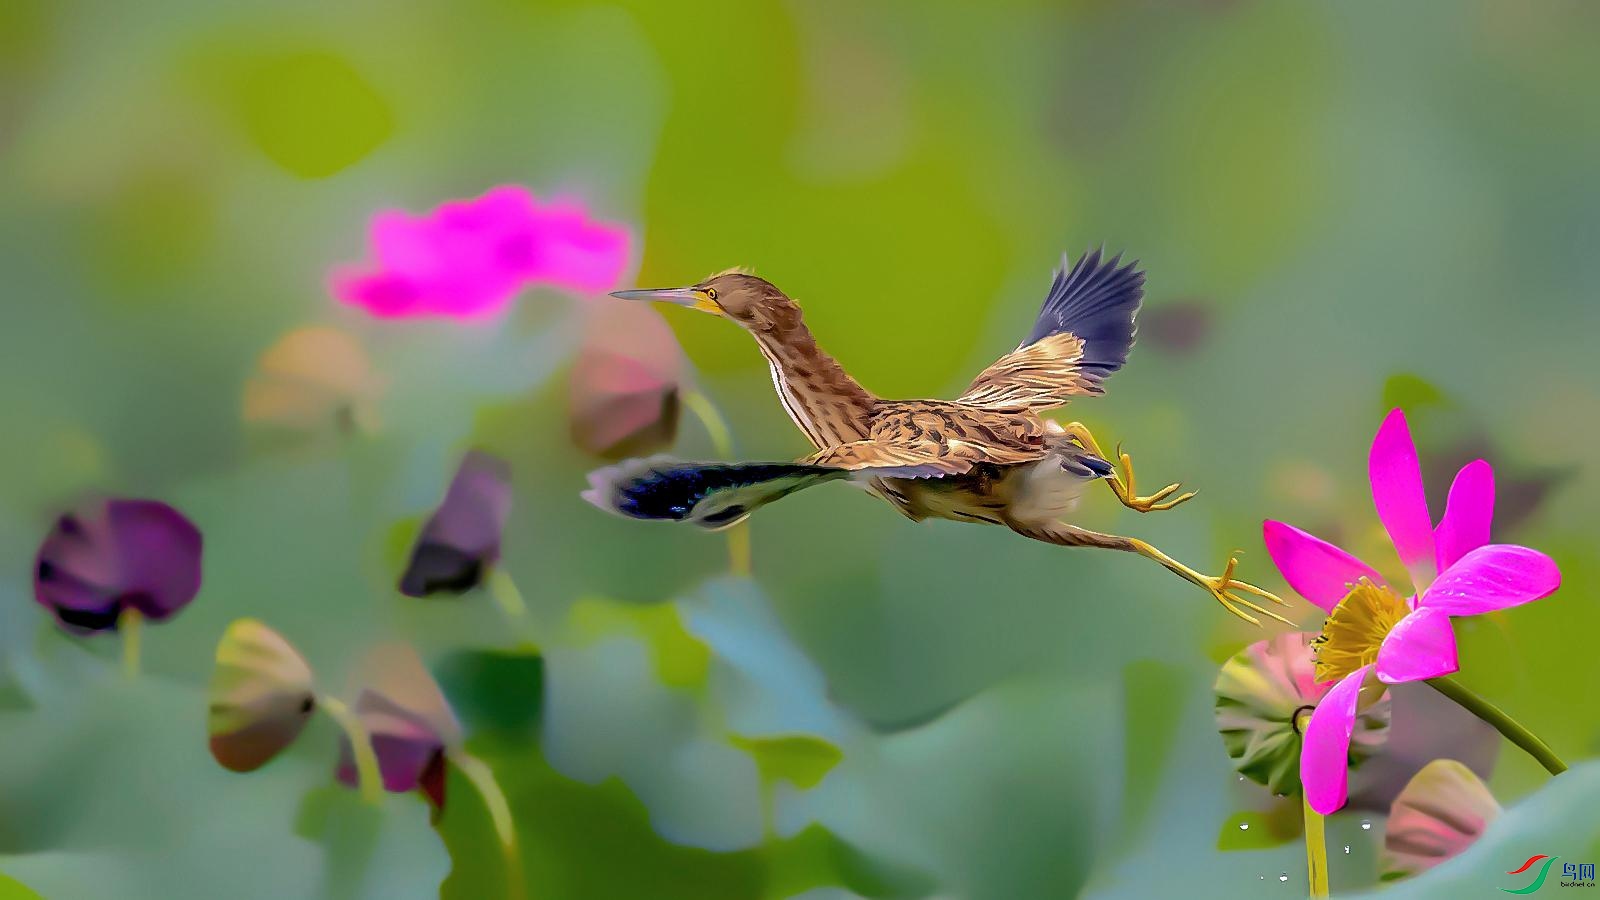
584,250,1290,625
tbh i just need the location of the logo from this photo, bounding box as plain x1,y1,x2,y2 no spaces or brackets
1503,855,1597,893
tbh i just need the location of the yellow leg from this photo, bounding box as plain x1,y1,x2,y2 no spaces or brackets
1059,422,1195,513
1006,518,1293,626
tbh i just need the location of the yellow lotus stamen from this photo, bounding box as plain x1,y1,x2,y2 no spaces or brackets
1312,579,1410,683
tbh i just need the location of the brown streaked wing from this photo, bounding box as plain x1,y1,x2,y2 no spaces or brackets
873,403,1047,466
802,439,974,476
799,403,1046,475
956,332,1097,410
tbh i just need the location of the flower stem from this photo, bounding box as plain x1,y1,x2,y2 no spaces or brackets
1427,675,1567,776
681,388,751,577
485,567,529,627
121,608,142,678
1297,712,1330,898
320,695,384,806
452,751,525,900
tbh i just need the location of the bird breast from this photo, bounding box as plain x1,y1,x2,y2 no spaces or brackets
1001,455,1096,524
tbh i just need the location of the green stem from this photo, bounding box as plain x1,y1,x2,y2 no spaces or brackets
452,751,525,900
1297,713,1329,898
1427,675,1567,776
485,567,529,626
121,608,142,678
320,695,384,806
681,388,751,577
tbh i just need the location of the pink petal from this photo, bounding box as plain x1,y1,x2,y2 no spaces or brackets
1434,460,1495,572
331,186,632,320
1262,521,1386,612
1369,409,1437,589
1375,608,1459,684
1419,544,1561,616
1301,665,1375,815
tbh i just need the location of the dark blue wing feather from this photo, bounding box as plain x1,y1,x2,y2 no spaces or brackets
582,457,850,529
1025,248,1145,387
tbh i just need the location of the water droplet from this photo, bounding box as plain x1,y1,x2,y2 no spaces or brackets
1239,822,1250,831
1361,820,1372,831
1279,872,1289,882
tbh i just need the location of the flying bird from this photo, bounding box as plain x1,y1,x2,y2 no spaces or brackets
585,250,1289,624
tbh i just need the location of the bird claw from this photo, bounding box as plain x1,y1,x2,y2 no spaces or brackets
1111,443,1196,513
1200,555,1294,627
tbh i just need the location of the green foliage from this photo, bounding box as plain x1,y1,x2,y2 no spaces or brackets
567,596,712,689
730,734,843,790
226,50,395,178
1120,659,1187,842
1345,762,1600,898
436,731,924,899
1216,812,1280,852
3,0,1599,897
434,648,546,737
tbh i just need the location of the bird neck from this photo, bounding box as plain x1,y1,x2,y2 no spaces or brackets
748,315,875,449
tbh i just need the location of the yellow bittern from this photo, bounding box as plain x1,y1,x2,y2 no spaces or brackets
585,250,1289,624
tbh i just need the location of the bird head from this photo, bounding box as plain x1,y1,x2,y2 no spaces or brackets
611,270,798,333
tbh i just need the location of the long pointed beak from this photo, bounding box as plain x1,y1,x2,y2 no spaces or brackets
609,287,721,315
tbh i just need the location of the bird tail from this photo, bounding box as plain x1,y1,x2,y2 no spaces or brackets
1027,248,1144,390
582,456,852,530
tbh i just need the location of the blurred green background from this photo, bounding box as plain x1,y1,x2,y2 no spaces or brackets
2,1,1598,897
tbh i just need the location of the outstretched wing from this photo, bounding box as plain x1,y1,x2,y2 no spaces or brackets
959,249,1144,410
582,454,953,530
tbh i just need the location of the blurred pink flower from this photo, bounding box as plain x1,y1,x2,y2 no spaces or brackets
1263,408,1560,815
331,185,630,320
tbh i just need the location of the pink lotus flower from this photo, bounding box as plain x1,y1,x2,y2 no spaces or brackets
331,185,631,320
1263,409,1560,815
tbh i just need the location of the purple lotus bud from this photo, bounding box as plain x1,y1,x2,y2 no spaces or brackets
399,452,511,597
34,498,203,633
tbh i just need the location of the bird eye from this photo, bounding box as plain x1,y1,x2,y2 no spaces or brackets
705,288,719,301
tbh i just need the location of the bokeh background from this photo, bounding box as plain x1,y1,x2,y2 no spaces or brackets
2,1,1598,897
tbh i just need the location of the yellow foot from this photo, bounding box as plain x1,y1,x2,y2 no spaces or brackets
1112,443,1196,513
1198,555,1293,627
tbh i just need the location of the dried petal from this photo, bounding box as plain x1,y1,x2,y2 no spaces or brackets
242,326,383,434
208,619,317,772
568,299,683,459
1381,759,1500,880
